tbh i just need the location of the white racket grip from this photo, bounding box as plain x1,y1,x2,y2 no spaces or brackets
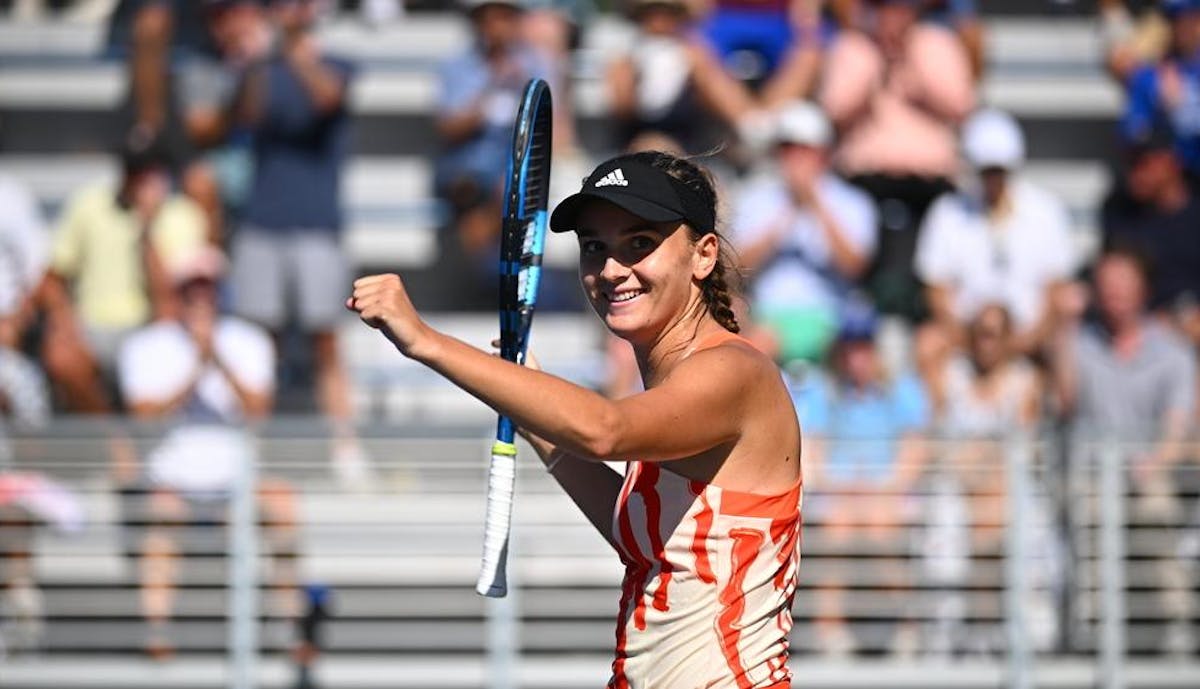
476,441,518,597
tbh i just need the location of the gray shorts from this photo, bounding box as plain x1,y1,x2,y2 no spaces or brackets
230,228,349,332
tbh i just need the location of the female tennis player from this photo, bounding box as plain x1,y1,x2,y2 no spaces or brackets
348,151,802,689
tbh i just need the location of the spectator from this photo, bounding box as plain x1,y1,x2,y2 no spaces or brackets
106,0,227,243
228,0,367,484
1100,0,1172,83
925,308,1058,657
436,0,546,265
915,109,1077,360
792,304,930,656
734,101,877,365
1054,249,1195,522
819,0,974,326
1053,248,1197,655
43,134,207,413
692,0,827,105
1,330,79,657
606,0,763,153
1102,124,1200,318
832,0,985,78
0,173,49,353
1121,0,1200,184
117,246,298,660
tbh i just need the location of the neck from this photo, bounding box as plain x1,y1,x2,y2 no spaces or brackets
632,298,722,388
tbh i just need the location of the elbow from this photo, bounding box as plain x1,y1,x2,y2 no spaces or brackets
573,404,624,461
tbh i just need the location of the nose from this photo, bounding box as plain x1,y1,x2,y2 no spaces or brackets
599,254,631,284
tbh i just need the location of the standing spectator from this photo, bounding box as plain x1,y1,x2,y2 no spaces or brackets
1100,0,1172,83
792,304,930,656
436,0,550,269
734,101,877,365
118,246,298,660
228,0,366,484
1121,0,1200,184
0,174,48,353
606,0,763,153
915,109,1077,360
43,135,207,413
694,0,828,104
1054,249,1195,519
832,0,985,78
106,0,227,244
1102,124,1200,317
819,0,974,326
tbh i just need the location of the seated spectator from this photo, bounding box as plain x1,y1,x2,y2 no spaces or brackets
832,0,984,78
915,109,1076,361
791,304,930,656
117,246,299,660
1102,124,1200,319
1054,249,1195,521
436,0,552,268
1,336,80,656
1100,0,1172,83
228,0,368,486
43,134,207,413
606,0,763,153
1121,0,1200,184
0,173,48,354
925,308,1057,657
819,0,974,326
734,101,877,366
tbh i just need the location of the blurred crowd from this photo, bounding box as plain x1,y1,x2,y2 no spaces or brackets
1,0,1199,668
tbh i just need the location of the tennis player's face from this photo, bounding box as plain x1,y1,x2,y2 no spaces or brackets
575,201,695,341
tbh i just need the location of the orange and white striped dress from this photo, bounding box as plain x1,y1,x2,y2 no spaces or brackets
609,460,802,688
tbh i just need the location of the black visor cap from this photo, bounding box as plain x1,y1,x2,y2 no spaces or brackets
549,158,715,234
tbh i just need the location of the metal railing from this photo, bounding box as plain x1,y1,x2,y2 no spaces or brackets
0,419,1198,688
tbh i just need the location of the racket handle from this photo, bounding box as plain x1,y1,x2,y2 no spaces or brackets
477,440,518,597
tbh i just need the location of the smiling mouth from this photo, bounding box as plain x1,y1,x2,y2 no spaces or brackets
605,289,645,304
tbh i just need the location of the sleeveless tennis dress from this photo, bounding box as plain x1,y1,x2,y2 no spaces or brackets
608,333,802,689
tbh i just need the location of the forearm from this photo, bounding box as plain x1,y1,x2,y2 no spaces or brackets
140,239,176,321
414,330,621,459
132,367,203,419
214,358,273,420
813,201,868,279
436,106,486,145
288,54,345,114
543,448,625,549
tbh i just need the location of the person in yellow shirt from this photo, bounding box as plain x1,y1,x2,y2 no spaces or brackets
40,133,207,412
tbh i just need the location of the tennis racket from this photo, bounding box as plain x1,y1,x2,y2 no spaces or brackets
476,78,553,598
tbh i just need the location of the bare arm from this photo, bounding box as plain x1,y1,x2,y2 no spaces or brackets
139,233,176,321
686,43,761,130
212,356,273,420
812,196,869,279
128,364,204,419
349,275,754,462
523,432,624,550
606,57,638,120
285,35,348,115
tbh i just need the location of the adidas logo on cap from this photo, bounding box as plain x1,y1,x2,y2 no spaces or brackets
594,168,629,188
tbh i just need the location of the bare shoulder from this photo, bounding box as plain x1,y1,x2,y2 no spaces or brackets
672,337,788,395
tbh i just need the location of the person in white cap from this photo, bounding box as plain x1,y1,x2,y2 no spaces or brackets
733,101,878,365
915,108,1076,358
116,246,299,660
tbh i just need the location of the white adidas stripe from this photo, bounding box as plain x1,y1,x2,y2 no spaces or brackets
594,168,629,187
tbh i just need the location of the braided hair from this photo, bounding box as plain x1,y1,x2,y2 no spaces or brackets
624,151,741,333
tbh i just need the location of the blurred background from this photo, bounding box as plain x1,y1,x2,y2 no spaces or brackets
0,0,1199,687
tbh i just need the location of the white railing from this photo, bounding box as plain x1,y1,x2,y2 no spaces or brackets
0,419,1197,688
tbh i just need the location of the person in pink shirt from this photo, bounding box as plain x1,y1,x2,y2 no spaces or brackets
819,0,974,325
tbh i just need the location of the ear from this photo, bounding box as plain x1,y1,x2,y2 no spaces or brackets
692,232,719,282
